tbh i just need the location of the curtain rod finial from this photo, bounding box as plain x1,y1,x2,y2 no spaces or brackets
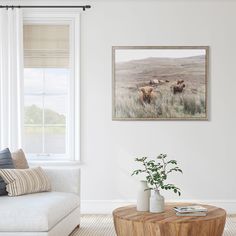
83,5,91,11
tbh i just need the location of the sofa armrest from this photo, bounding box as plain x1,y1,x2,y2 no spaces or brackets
42,166,80,196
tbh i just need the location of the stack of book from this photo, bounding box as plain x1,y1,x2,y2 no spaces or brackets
174,205,208,216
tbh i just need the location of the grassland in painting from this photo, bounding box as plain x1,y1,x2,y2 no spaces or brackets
114,55,207,119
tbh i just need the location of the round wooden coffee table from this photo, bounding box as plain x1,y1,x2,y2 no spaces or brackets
113,204,226,236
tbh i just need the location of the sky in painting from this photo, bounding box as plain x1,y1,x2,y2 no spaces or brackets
115,49,206,63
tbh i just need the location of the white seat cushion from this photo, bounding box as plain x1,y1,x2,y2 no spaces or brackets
0,191,80,232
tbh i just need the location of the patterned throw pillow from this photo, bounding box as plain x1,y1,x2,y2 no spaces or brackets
11,149,29,169
0,148,14,195
0,167,51,196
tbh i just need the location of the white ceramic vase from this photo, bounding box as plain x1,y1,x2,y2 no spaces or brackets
136,181,150,211
149,189,165,213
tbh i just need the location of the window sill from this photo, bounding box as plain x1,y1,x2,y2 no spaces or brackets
28,159,81,167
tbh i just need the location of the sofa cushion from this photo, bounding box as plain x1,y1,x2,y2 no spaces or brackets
0,167,51,196
11,149,29,169
0,148,14,195
0,191,80,232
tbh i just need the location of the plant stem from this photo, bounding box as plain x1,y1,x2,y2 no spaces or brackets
143,160,158,190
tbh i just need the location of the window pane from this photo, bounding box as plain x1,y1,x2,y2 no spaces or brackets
44,95,66,124
45,68,68,94
24,68,43,94
24,96,43,124
24,126,43,153
44,126,66,153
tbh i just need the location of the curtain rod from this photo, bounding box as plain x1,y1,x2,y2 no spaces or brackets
0,5,91,11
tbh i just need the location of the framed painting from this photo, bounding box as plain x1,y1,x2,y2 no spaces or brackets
112,46,209,120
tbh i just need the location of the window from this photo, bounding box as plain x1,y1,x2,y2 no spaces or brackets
23,12,80,161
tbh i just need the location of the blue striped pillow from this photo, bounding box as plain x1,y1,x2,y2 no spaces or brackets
0,148,14,195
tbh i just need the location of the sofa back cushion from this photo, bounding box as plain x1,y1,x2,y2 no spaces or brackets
11,149,29,169
0,167,51,196
0,148,14,195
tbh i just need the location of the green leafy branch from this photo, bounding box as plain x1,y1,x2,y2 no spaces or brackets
131,154,183,196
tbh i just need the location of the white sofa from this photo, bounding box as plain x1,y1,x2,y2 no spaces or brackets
0,166,80,236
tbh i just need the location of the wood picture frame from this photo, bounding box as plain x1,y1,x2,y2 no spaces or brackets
112,46,209,120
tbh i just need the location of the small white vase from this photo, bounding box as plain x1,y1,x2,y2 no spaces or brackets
149,189,165,213
136,181,150,211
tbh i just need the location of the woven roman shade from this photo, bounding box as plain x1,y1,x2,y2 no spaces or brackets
24,25,69,68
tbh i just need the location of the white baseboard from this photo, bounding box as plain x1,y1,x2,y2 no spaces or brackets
81,199,236,215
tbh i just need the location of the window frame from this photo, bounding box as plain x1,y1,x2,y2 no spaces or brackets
23,10,80,162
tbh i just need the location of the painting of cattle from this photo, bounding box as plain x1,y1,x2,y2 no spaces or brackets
112,46,208,120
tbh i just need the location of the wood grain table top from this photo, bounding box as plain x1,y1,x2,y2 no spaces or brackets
113,203,226,223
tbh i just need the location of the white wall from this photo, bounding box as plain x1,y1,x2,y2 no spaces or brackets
80,0,236,214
